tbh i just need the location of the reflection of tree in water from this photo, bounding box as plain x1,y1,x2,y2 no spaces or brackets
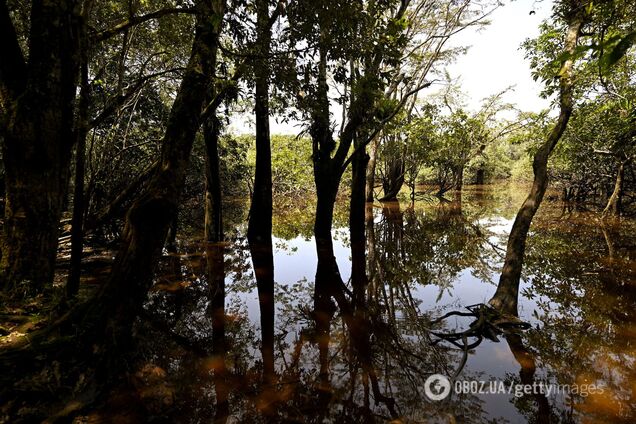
372,198,499,303
123,192,636,423
519,213,636,423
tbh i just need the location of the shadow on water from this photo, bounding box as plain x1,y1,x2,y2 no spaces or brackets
105,184,636,423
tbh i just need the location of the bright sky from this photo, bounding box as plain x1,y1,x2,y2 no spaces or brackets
444,0,554,113
230,0,556,135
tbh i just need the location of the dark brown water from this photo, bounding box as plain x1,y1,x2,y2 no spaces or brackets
116,184,636,423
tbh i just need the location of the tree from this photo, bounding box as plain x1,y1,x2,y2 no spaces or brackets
0,0,82,296
79,0,227,350
490,0,588,315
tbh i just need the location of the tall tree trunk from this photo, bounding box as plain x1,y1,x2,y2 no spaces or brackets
602,160,626,217
365,137,379,202
310,42,350,312
314,174,344,296
0,0,82,296
350,137,369,310
82,0,226,350
67,38,91,299
454,165,464,191
475,167,485,185
204,116,223,242
248,0,275,389
490,11,584,315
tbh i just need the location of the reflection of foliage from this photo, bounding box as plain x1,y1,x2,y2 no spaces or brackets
132,185,636,423
521,209,636,423
370,197,501,304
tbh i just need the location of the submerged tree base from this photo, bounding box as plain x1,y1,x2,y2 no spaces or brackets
430,303,531,378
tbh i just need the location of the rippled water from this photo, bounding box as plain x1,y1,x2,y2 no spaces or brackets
117,184,636,423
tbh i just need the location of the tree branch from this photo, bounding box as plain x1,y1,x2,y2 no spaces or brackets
90,68,185,129
92,7,196,42
341,81,433,173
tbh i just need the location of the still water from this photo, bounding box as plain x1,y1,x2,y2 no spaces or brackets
118,184,635,423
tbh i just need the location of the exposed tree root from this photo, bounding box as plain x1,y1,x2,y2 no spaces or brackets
430,303,530,378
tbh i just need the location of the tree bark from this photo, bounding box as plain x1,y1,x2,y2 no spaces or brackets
0,0,82,296
350,136,369,310
67,42,91,299
475,167,485,185
454,165,464,191
380,157,405,201
490,10,584,315
247,0,275,388
204,116,223,242
602,160,626,217
365,137,379,202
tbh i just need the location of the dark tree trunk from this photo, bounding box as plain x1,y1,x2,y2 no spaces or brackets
365,137,378,202
350,139,369,310
380,157,405,201
489,12,583,315
314,174,343,295
454,165,464,191
164,208,179,253
204,116,223,242
310,42,353,314
0,0,82,296
475,167,485,185
81,0,226,350
67,46,91,299
247,0,275,389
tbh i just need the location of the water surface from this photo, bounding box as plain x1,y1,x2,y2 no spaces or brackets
125,184,635,423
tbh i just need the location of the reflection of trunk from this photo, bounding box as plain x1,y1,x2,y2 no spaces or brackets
602,160,626,217
365,203,377,291
601,223,615,261
314,276,333,421
506,334,551,422
365,137,379,202
206,244,229,423
490,12,583,316
381,201,404,267
79,0,226,351
250,243,275,386
248,0,275,390
453,187,462,206
350,138,369,309
204,116,223,242
0,0,81,295
380,157,405,201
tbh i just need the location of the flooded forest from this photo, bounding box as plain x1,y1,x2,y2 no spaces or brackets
1,0,635,423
